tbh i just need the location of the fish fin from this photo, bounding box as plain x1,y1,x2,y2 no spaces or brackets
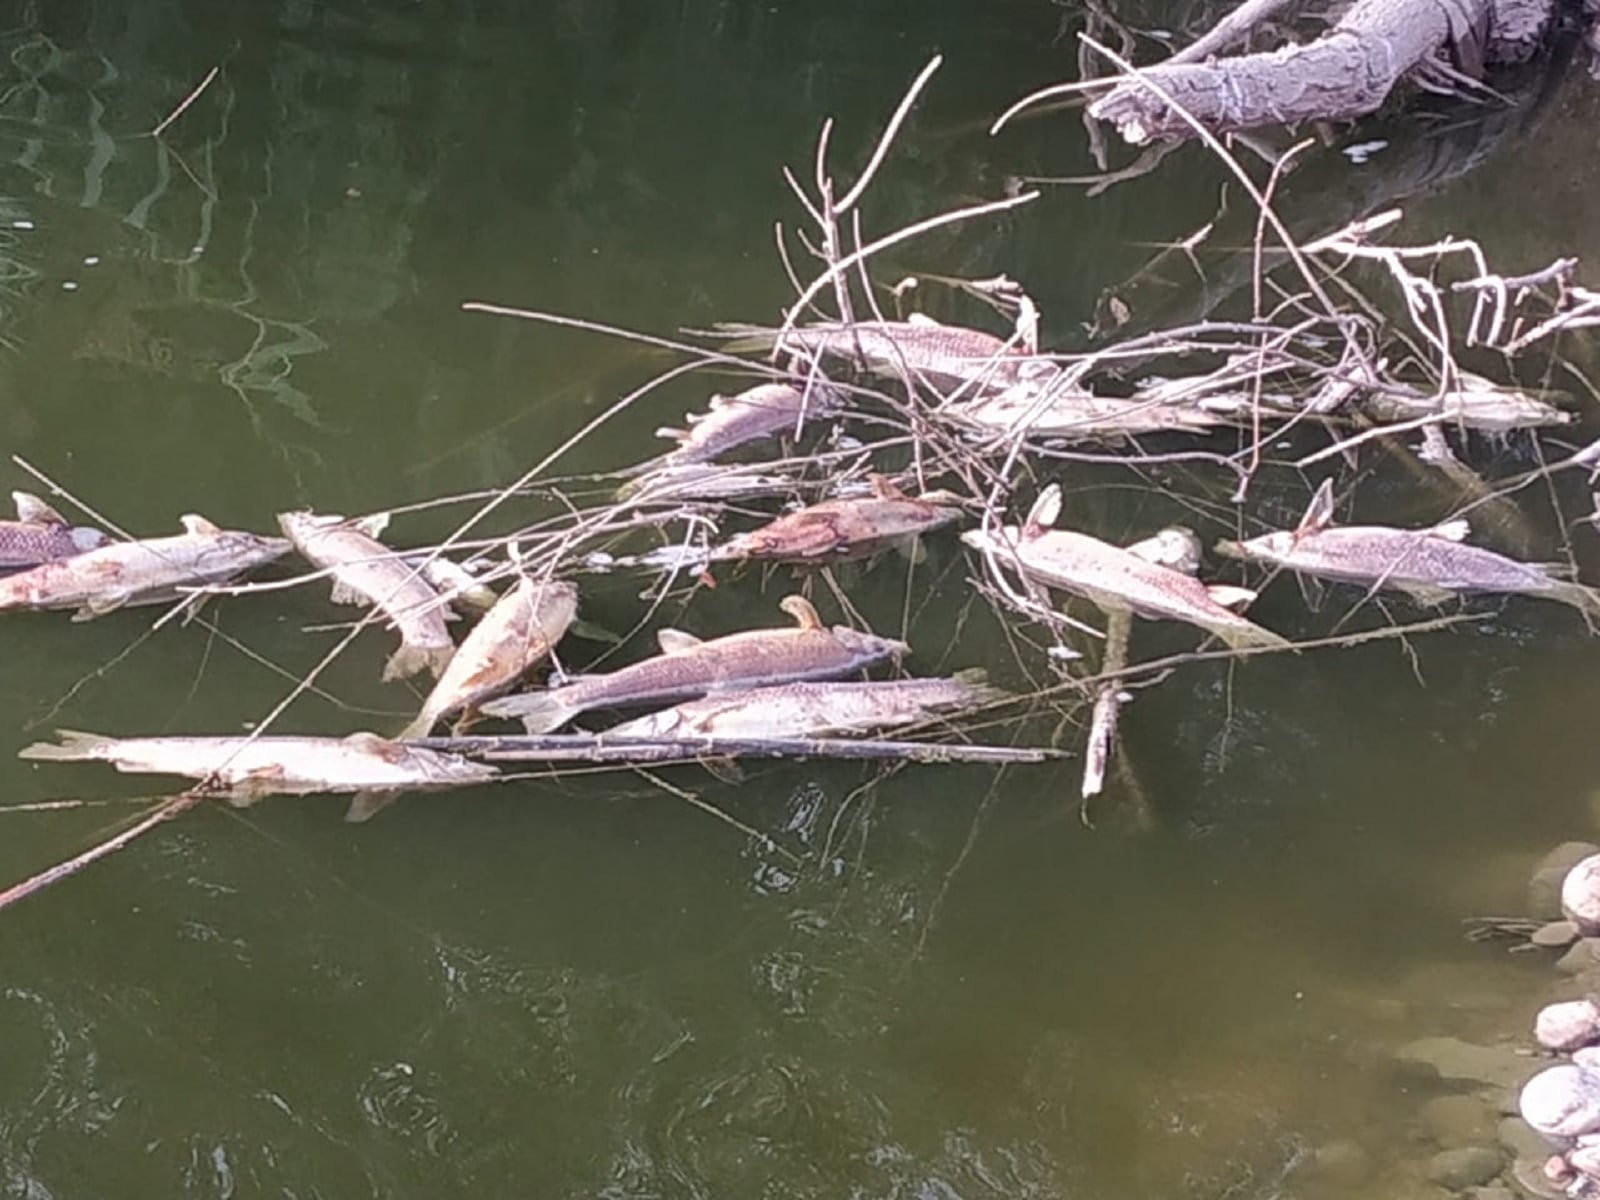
779,594,823,630
181,514,222,536
353,513,390,539
704,392,733,411
657,628,703,654
1023,484,1062,536
12,491,67,527
1296,571,1328,613
1430,518,1471,542
867,473,906,501
1294,480,1336,537
1396,582,1453,606
72,593,127,621
382,642,456,683
17,730,113,761
893,536,928,564
1205,584,1258,612
655,426,691,444
702,758,745,785
329,579,368,606
1553,582,1600,621
227,765,288,806
344,790,400,823
906,312,938,327
481,690,572,733
569,617,623,644
1213,619,1292,652
950,667,992,687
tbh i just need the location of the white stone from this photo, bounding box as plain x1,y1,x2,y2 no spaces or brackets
1564,856,1600,935
1539,1000,1600,1053
1522,1066,1600,1138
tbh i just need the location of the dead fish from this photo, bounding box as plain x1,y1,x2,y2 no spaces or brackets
1217,479,1600,616
712,316,1038,394
656,381,841,464
483,594,907,733
1125,526,1203,575
401,552,499,613
709,475,964,564
18,729,497,823
950,375,1234,440
0,491,111,570
400,578,578,739
1362,375,1573,431
278,511,457,682
604,670,1004,739
0,514,289,620
962,485,1288,650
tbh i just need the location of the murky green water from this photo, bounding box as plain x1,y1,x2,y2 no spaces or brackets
1,1,1598,1195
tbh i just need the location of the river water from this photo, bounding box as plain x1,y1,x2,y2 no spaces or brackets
1,1,1598,1196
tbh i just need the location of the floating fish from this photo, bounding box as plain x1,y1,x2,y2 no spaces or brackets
0,491,111,571
1362,375,1573,431
962,485,1288,650
712,316,1037,395
400,578,578,740
0,514,289,620
1217,479,1600,616
483,595,907,733
401,552,499,613
709,475,964,564
656,381,841,464
603,670,1003,739
19,729,497,823
278,511,457,681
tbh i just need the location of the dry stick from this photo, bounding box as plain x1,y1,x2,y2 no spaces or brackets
1165,0,1299,64
1081,608,1131,808
0,792,204,914
150,66,220,139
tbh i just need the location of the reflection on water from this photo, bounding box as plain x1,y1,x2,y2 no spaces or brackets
0,0,1597,1195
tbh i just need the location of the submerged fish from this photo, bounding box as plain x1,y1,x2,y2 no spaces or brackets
278,511,457,681
962,485,1287,650
709,475,964,564
0,514,289,620
0,491,111,570
19,729,497,823
604,671,1003,739
1217,479,1600,616
656,381,841,465
1362,375,1573,431
713,316,1037,395
483,595,907,733
400,578,578,740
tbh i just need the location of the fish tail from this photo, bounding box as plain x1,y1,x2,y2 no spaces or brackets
17,729,112,761
1214,619,1292,653
482,690,572,734
344,790,400,823
705,322,778,355
1552,581,1600,621
383,642,456,683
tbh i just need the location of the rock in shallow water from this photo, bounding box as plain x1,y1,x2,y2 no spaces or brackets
1534,921,1582,949
1556,940,1600,976
1538,1000,1600,1052
1533,844,1600,919
1566,856,1600,936
1399,1037,1535,1089
1521,1065,1600,1138
1427,1146,1505,1190
1499,1115,1558,1161
1307,1139,1372,1187
1425,1094,1501,1144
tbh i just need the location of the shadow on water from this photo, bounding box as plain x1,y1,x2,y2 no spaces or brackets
0,0,1596,1195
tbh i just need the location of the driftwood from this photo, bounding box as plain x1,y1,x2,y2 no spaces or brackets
1087,0,1560,145
411,734,1063,767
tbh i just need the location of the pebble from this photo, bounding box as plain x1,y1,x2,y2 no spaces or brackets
1538,1000,1600,1052
1577,1049,1600,1071
1567,856,1600,936
1428,1146,1505,1190
1533,844,1600,919
1556,940,1600,976
1501,1115,1560,1161
1534,921,1582,949
1572,1143,1600,1177
1521,1065,1600,1138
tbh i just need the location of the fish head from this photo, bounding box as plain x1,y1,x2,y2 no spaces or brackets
70,527,112,552
831,625,909,663
1126,526,1202,574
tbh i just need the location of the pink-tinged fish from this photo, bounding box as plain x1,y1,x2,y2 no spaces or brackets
19,729,497,823
962,485,1288,650
1218,479,1600,616
400,578,578,739
0,491,111,571
604,670,1002,739
278,511,456,681
713,317,1037,395
709,475,964,564
482,595,907,733
655,381,841,465
1361,374,1573,431
0,514,289,620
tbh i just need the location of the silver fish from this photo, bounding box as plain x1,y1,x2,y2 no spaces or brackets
19,729,497,823
483,595,907,733
401,578,578,739
604,671,1003,739
656,381,841,464
278,511,457,681
714,317,1037,394
1363,375,1573,431
401,553,499,613
962,485,1288,650
0,514,289,620
1218,479,1600,616
709,475,964,564
0,491,111,570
